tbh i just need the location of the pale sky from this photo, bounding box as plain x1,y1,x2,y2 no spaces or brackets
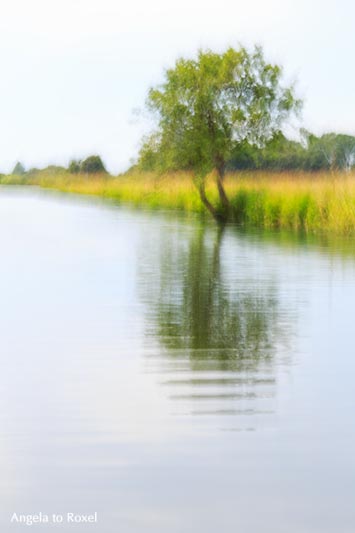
0,0,354,174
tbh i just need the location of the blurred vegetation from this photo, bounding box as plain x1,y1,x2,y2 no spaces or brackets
139,46,300,221
4,155,108,181
68,159,81,174
12,162,26,175
68,156,107,174
79,155,107,174
3,43,355,230
138,131,355,173
2,134,355,235
4,169,355,234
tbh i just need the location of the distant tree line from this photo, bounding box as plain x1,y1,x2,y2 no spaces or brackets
11,133,355,180
228,131,355,172
11,155,107,176
138,131,355,173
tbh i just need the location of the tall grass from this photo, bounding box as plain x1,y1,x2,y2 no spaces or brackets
3,170,355,234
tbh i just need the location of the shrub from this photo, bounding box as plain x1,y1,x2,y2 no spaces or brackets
80,156,107,174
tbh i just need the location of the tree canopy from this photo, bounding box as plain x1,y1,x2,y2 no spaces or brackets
139,45,301,220
80,155,107,174
12,162,26,175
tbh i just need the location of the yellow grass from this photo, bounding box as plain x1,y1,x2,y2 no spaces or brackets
3,170,355,234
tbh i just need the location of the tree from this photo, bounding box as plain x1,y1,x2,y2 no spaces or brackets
302,132,355,171
12,162,25,175
68,159,81,174
80,155,107,174
140,46,301,221
337,134,355,171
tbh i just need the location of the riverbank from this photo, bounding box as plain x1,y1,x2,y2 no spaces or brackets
2,170,355,234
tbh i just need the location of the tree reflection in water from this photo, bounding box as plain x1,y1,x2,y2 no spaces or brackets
139,221,295,427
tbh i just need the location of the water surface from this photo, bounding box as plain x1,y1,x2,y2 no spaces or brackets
0,188,354,532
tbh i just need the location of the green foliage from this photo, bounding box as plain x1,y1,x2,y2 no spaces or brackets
136,134,165,171
27,167,41,176
304,132,355,171
26,165,67,177
227,131,355,172
228,133,306,170
43,165,67,174
139,46,300,179
137,45,355,176
68,159,81,173
138,45,300,221
80,155,107,174
12,162,26,175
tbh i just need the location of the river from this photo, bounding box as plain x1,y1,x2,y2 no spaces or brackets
1,187,354,532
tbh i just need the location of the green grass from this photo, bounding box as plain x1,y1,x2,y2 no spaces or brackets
3,169,355,234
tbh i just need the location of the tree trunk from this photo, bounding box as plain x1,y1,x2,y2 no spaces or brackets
198,182,226,222
216,166,230,214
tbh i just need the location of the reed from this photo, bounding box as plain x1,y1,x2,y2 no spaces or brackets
3,170,355,234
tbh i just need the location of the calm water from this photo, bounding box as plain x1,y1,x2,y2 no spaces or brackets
1,187,354,532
